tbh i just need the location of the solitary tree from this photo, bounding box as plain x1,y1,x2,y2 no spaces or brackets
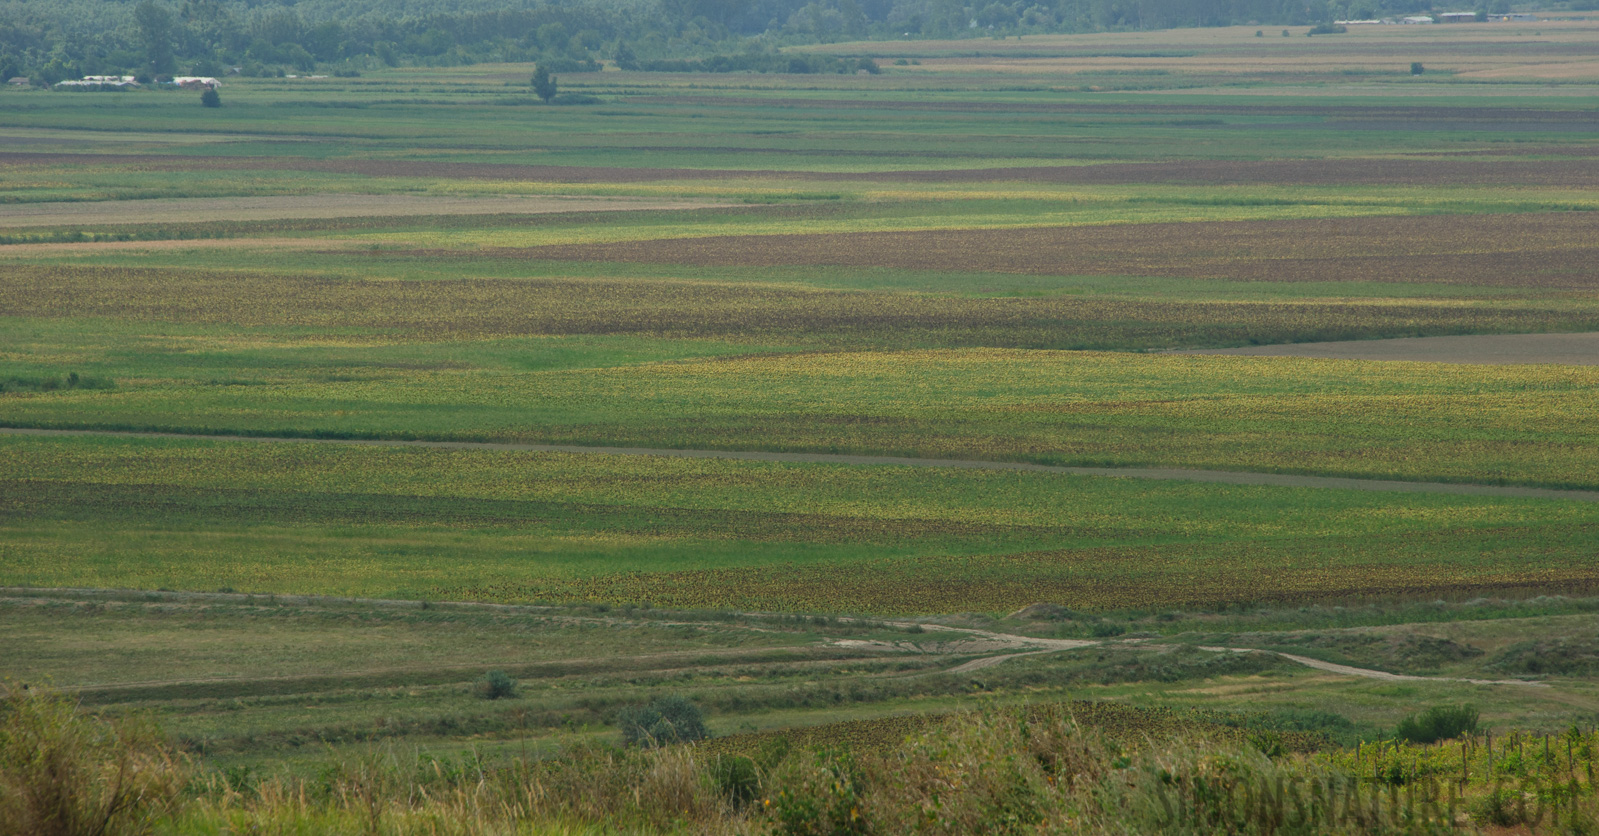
1410,62,1425,75
531,65,557,103
200,88,221,107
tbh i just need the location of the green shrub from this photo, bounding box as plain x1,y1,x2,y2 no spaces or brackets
473,670,516,700
617,695,709,747
710,754,760,805
1089,620,1126,637
0,684,187,836
200,88,220,108
768,749,871,836
1470,783,1532,826
1395,704,1477,743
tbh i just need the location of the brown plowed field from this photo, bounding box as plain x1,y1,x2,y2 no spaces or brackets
510,213,1599,289
6,151,1599,186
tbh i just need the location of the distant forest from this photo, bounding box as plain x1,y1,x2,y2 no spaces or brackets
1,0,1482,84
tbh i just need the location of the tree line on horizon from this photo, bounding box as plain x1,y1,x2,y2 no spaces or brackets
0,0,1477,85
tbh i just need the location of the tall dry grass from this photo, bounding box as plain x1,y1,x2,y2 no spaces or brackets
0,683,187,836
10,689,1599,834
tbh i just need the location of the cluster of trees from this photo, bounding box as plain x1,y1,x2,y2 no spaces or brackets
0,0,638,84
0,0,1456,85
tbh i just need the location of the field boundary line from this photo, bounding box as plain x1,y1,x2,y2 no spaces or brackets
5,426,1598,501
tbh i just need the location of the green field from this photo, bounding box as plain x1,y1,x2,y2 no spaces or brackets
5,21,1599,831
6,432,1598,613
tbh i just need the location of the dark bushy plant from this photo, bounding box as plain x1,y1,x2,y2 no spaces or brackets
531,65,556,102
711,754,760,805
617,695,708,747
1396,704,1477,743
473,670,516,700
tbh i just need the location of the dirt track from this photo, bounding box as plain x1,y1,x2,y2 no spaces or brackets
5,426,1597,502
864,620,1544,685
1196,647,1544,687
10,587,1535,690
1182,331,1599,365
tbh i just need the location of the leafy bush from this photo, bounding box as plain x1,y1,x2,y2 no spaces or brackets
1470,783,1533,826
768,749,872,836
710,754,760,805
0,684,187,836
1395,704,1477,743
617,695,709,747
200,88,221,107
1089,620,1126,637
473,670,516,700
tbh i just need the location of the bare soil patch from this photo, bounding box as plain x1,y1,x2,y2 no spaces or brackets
1183,332,1599,365
0,193,727,228
511,212,1599,289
